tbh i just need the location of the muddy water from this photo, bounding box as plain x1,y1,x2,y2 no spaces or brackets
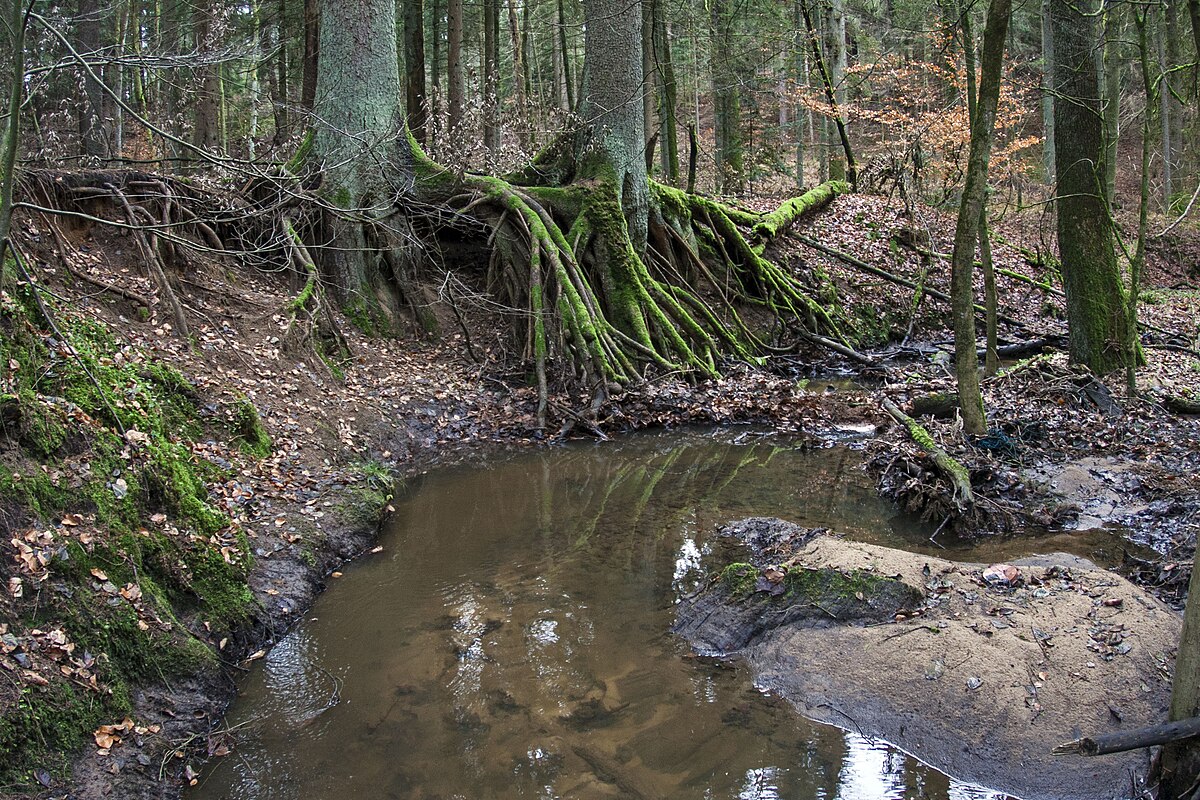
191,431,1123,800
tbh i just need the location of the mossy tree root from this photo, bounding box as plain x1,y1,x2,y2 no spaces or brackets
881,397,975,513
414,140,854,420
281,217,348,362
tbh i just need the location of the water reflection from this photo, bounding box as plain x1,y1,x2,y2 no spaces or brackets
190,430,1084,800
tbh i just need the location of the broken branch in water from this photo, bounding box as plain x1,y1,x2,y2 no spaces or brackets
1053,716,1200,757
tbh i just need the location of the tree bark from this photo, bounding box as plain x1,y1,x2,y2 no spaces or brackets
192,0,221,155
0,0,28,289
1101,0,1122,204
76,0,110,162
482,0,500,154
1160,547,1200,798
710,0,743,193
654,7,679,184
557,0,574,111
1050,0,1138,374
1041,0,1055,182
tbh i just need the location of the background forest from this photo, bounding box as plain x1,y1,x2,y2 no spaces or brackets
1,0,1196,206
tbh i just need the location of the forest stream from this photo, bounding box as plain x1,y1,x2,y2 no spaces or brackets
186,430,1142,800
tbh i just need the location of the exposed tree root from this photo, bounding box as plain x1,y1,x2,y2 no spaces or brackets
881,397,974,514
411,145,859,426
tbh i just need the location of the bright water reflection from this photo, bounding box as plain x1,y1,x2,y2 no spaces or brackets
188,430,1078,800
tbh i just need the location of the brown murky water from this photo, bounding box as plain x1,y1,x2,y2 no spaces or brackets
191,430,1130,800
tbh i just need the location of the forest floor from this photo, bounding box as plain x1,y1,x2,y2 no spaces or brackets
0,183,1198,799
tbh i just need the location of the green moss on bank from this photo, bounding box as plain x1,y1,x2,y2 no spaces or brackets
0,289,262,791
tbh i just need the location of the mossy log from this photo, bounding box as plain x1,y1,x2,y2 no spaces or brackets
881,397,974,512
752,180,850,243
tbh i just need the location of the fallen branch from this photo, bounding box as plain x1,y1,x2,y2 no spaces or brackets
793,234,1028,330
1053,716,1200,757
881,397,974,512
752,180,849,243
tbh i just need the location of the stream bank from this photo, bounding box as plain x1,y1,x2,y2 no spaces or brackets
1,187,1197,799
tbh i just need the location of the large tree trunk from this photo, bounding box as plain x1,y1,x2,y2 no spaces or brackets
576,0,647,242
1050,0,1138,374
312,0,416,323
950,0,1011,436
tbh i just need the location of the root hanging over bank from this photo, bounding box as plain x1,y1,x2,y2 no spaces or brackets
411,142,855,425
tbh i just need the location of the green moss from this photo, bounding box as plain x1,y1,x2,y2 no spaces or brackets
720,562,760,599
227,397,271,458
0,682,123,790
783,566,890,603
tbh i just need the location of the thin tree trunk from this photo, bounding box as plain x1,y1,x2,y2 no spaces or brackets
507,0,529,148
447,0,465,146
301,0,318,112
274,0,289,141
950,0,1011,436
1041,0,1056,182
1101,0,1122,204
557,0,574,111
430,0,442,135
0,0,28,289
483,0,500,153
800,0,856,187
655,13,679,184
1159,8,1173,206
710,0,743,193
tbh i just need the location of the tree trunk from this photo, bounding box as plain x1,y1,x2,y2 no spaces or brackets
76,0,110,162
483,0,501,154
506,0,529,148
0,0,28,289
800,0,856,188
192,0,221,155
312,0,415,322
274,0,290,142
950,0,1011,436
1050,0,1138,374
557,0,574,111
447,0,465,146
404,0,428,144
1101,0,1122,204
1160,548,1200,799
710,0,743,193
654,11,679,184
